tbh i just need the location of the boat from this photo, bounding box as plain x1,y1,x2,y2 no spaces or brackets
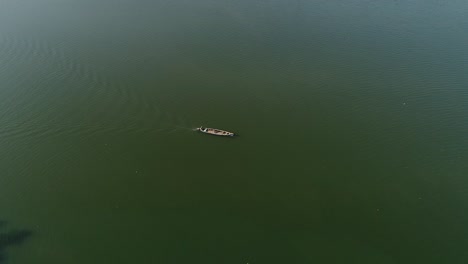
196,126,235,137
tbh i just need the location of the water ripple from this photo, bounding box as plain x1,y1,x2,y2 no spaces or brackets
0,33,190,144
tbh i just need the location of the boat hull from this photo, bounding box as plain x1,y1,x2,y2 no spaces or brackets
196,127,235,137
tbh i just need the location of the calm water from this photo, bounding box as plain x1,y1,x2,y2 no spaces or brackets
1,0,468,263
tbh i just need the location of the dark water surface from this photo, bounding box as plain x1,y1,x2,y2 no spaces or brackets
1,0,467,263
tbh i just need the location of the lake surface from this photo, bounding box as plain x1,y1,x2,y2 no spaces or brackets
1,0,467,263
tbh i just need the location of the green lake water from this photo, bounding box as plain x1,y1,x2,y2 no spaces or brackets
0,0,467,263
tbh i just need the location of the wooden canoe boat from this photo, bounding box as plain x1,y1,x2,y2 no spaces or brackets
196,126,235,137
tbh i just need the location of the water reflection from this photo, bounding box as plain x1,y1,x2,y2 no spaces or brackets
0,221,32,263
